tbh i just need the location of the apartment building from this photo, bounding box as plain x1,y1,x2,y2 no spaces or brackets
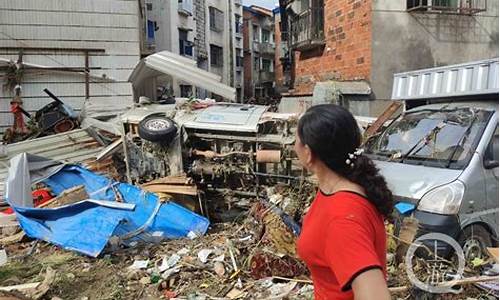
275,0,499,116
140,0,243,101
243,6,276,100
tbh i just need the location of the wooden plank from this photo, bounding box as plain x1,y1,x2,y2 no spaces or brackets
0,282,40,292
363,101,402,140
141,184,198,196
141,175,192,186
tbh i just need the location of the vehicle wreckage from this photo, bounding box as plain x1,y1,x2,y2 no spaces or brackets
115,51,299,188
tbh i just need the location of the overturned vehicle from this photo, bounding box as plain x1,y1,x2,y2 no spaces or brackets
120,51,298,189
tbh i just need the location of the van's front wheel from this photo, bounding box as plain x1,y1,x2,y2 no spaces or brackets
458,225,492,263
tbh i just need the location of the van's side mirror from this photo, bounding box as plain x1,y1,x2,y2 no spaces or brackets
485,160,499,169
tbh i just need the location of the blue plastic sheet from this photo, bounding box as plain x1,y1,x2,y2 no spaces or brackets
395,202,416,215
5,154,210,257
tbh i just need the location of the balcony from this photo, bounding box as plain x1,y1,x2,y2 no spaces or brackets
178,0,193,16
259,43,275,55
407,0,486,15
252,41,260,52
259,70,275,82
290,6,325,51
261,18,273,30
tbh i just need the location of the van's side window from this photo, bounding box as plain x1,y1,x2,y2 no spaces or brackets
484,125,499,166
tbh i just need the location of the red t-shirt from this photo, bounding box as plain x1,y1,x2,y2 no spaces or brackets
297,191,387,300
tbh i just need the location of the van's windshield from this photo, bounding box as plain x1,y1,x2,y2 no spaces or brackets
365,107,493,169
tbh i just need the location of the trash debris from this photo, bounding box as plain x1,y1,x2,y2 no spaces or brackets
160,254,181,272
5,153,209,257
197,249,214,264
0,249,7,266
128,259,149,270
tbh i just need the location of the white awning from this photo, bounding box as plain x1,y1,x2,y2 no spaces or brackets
128,51,236,101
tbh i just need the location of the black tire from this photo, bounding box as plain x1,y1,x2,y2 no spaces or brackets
458,224,492,262
138,116,177,144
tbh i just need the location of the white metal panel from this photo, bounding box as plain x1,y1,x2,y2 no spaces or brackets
392,58,499,100
129,51,236,100
0,0,139,130
0,0,138,14
12,70,134,83
0,10,139,28
0,129,111,199
0,40,140,55
0,25,139,42
0,54,139,69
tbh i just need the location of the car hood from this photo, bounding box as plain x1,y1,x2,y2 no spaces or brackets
375,160,463,203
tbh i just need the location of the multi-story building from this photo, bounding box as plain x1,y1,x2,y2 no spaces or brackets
275,0,499,116
243,6,276,100
140,0,243,101
140,0,196,98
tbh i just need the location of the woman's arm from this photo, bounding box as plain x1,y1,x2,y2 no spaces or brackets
352,268,391,300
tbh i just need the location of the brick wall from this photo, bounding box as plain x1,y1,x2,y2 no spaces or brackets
278,0,372,95
274,13,285,91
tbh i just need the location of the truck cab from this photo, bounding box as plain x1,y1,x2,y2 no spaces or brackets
365,58,499,260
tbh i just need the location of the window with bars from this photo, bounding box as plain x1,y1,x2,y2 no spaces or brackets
407,0,486,14
179,29,193,56
236,49,243,67
210,44,223,67
209,7,224,32
289,0,325,51
253,25,260,41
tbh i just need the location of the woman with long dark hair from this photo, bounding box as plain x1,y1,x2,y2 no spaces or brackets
295,104,393,300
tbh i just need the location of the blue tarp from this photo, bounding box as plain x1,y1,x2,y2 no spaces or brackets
5,153,210,257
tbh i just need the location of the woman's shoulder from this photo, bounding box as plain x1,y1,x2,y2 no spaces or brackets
319,190,381,222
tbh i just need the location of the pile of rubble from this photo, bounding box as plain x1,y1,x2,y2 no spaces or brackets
0,98,497,300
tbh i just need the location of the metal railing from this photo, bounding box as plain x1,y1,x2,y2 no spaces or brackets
289,6,324,50
259,42,275,55
259,70,275,82
407,0,487,14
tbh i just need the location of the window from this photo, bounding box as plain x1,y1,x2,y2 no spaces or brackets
210,44,223,67
407,0,486,14
235,15,242,34
484,126,499,168
209,7,224,32
253,25,259,41
254,56,259,70
262,29,270,43
289,0,325,51
365,108,493,170
180,85,193,98
179,29,193,56
262,59,271,72
146,3,153,10
147,20,155,43
236,49,243,67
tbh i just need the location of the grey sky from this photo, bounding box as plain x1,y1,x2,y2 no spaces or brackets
243,0,277,9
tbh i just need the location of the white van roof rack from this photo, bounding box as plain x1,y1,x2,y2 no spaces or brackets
392,58,499,100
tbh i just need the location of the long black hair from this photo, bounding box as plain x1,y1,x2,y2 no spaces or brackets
297,104,393,217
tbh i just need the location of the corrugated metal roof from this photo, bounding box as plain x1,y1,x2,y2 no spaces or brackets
0,129,109,202
392,58,499,100
128,51,236,101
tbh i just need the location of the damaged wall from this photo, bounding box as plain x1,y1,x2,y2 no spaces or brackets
0,0,141,131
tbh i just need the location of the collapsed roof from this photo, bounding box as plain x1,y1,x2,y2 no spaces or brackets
128,51,236,101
